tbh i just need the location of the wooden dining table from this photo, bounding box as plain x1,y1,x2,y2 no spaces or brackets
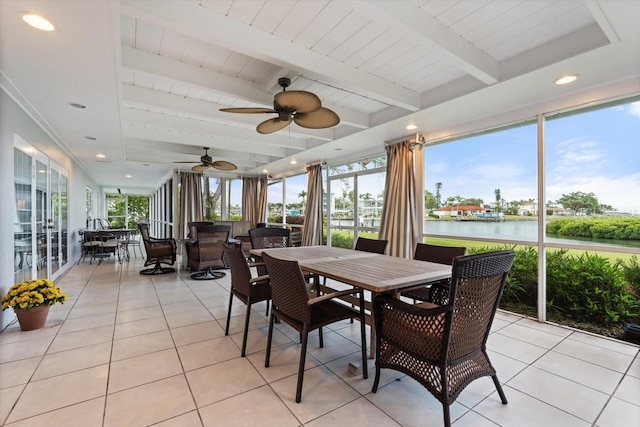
249,245,452,357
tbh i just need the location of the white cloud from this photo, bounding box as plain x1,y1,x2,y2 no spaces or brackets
626,101,640,118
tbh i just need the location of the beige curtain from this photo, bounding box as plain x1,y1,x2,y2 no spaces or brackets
179,171,203,239
242,177,268,226
379,140,419,258
302,164,323,246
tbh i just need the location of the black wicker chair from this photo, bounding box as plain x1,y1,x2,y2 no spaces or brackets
138,223,177,275
372,250,516,427
262,252,368,403
186,224,230,280
224,244,271,357
401,243,466,302
354,236,388,254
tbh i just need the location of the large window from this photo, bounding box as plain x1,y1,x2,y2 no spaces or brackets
327,156,386,248
267,179,283,224
106,194,150,229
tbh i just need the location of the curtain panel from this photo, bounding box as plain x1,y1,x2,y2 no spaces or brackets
179,172,203,239
378,140,419,258
302,164,324,246
242,177,268,226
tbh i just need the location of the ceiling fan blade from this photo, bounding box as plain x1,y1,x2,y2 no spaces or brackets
220,107,277,114
192,164,211,172
211,160,237,171
294,107,340,129
257,117,292,134
275,91,321,113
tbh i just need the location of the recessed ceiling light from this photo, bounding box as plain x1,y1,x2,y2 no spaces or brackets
96,154,106,158
290,159,297,165
262,169,268,173
68,102,86,109
555,74,579,85
125,174,132,178
21,13,54,31
84,136,97,141
406,124,418,130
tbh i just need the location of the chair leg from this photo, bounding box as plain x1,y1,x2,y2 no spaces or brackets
296,325,309,403
318,326,323,348
492,374,508,404
372,366,381,392
443,404,451,427
359,291,368,379
241,297,252,357
224,293,234,336
265,312,275,368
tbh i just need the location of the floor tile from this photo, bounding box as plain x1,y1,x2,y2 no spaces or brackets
115,305,164,323
305,396,398,427
507,366,609,422
0,357,41,389
595,396,640,427
474,386,590,427
199,385,299,427
32,341,111,380
5,397,105,427
113,316,168,340
7,365,108,423
108,348,183,393
176,336,241,372
270,365,361,424
111,329,175,361
153,410,203,427
497,323,566,349
48,324,114,353
613,374,640,406
0,385,24,424
486,332,548,364
0,336,54,364
246,342,321,384
533,350,624,394
186,357,265,408
104,375,195,427
553,338,635,373
170,320,226,347
58,312,115,334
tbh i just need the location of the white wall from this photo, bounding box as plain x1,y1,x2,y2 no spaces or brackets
0,89,99,330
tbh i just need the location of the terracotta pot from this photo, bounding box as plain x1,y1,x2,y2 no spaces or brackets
15,305,50,331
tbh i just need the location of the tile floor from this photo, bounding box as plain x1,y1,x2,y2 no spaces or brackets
1,256,639,426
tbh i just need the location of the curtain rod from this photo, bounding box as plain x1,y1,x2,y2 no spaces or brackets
384,132,425,147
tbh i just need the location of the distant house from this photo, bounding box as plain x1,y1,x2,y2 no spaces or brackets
518,201,538,216
547,206,574,216
433,205,484,218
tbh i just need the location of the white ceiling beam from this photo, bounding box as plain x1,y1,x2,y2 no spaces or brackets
121,0,421,111
586,0,621,43
351,0,500,85
122,47,370,130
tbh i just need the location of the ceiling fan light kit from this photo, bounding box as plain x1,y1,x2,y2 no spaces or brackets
220,77,340,134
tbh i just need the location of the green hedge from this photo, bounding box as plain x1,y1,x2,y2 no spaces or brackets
546,217,640,240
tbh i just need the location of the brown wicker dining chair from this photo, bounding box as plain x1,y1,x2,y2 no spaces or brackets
401,243,466,302
262,252,368,403
372,250,516,427
224,245,271,357
186,224,230,280
354,236,388,254
138,223,177,275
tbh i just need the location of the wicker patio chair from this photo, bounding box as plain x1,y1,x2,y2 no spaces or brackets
401,243,466,302
186,224,230,280
262,252,368,403
372,250,516,427
224,244,271,357
138,223,177,275
354,236,388,254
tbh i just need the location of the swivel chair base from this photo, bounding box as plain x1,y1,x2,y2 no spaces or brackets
190,267,226,280
140,262,176,275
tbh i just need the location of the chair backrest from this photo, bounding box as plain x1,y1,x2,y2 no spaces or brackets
354,237,388,254
249,227,291,249
187,221,214,239
138,223,150,243
445,250,515,362
414,243,466,265
224,244,252,296
262,252,311,324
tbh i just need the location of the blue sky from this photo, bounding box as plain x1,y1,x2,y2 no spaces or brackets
425,101,640,214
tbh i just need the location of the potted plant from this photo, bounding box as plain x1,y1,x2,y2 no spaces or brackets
2,279,67,331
